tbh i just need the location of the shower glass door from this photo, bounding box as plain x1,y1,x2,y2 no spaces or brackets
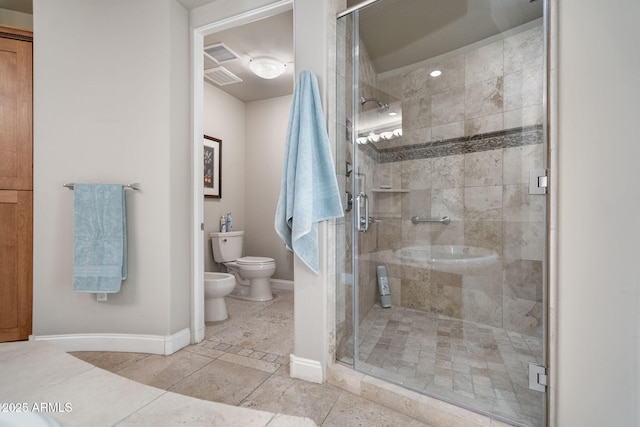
336,1,548,426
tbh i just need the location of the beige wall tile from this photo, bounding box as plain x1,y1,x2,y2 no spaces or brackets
428,55,466,94
403,96,432,130
465,77,504,119
432,187,464,220
465,113,504,136
502,297,543,338
402,158,433,189
503,259,543,302
503,144,544,185
464,186,503,221
461,289,503,328
432,88,465,126
504,25,544,73
504,65,544,111
503,184,545,221
503,221,544,261
465,150,503,187
464,221,504,256
465,40,504,86
504,104,543,128
432,121,464,140
432,155,465,189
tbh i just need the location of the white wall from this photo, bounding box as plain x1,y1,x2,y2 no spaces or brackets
556,0,640,425
202,87,293,280
245,95,293,281
202,81,246,272
32,0,190,342
290,0,343,382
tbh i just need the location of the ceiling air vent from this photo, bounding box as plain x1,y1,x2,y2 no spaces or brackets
204,67,242,86
204,42,240,64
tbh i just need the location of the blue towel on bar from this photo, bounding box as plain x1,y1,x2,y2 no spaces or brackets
73,184,127,293
275,70,344,273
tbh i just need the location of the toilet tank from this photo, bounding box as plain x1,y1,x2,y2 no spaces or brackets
210,230,244,263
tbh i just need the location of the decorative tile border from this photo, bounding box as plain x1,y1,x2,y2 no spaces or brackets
360,125,543,163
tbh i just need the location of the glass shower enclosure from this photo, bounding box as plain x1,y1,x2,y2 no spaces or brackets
335,1,548,426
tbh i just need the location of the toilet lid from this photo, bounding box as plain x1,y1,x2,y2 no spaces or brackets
236,256,275,265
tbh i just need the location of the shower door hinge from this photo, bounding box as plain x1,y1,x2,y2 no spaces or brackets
529,363,548,392
529,169,549,195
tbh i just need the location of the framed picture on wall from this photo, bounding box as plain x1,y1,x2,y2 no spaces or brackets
204,135,221,198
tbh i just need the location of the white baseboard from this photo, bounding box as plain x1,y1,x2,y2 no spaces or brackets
30,328,191,355
271,278,294,292
290,354,324,384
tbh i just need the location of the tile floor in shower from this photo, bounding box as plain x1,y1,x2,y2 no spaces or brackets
356,304,545,427
71,290,430,427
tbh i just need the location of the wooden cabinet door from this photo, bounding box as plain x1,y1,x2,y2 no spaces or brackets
0,27,33,342
0,31,32,190
0,190,32,342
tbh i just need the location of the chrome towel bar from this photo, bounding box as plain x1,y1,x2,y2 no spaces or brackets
64,183,141,191
411,215,450,225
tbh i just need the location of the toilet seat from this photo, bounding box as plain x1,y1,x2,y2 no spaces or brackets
236,256,275,266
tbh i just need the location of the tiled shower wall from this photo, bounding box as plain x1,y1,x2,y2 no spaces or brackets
336,18,545,361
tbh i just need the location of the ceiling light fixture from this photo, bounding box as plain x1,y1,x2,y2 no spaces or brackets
430,70,442,77
249,57,286,79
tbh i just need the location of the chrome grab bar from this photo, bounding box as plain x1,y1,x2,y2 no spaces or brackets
411,215,451,225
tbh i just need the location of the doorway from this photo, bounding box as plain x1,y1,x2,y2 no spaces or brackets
190,0,294,343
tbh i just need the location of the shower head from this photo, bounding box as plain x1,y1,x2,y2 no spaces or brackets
360,96,389,113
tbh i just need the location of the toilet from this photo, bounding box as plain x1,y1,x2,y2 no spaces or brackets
204,272,235,321
210,231,276,301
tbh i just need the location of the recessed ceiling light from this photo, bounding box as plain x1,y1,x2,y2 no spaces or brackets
430,70,442,77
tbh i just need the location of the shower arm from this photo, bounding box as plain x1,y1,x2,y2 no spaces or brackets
360,97,389,111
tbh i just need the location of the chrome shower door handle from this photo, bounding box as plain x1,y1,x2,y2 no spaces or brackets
356,192,369,232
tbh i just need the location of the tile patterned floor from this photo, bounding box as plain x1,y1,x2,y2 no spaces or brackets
72,290,430,427
357,305,545,427
0,340,315,427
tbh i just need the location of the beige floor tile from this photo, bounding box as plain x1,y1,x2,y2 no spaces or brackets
0,340,43,362
169,358,270,406
204,290,294,351
269,413,317,427
116,349,213,390
31,367,165,427
239,374,341,425
70,351,150,372
116,391,282,427
321,391,432,427
0,342,93,401
207,317,292,351
182,344,225,359
218,352,280,373
250,325,293,356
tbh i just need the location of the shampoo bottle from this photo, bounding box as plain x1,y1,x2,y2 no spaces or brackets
226,213,232,232
220,215,226,232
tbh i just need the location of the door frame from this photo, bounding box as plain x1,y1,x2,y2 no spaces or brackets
190,0,294,344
